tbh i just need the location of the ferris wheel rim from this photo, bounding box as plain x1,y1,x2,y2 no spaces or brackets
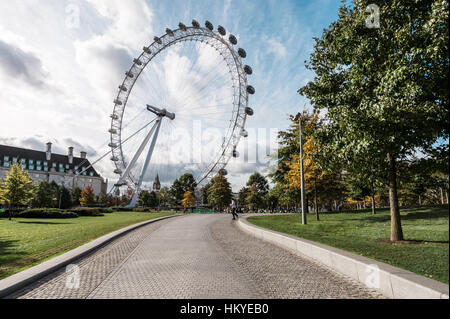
109,22,254,190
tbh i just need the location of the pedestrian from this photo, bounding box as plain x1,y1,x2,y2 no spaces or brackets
230,198,239,220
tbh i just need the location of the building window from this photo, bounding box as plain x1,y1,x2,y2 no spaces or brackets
21,164,27,170
44,167,49,172
12,157,18,163
89,172,94,177
37,166,42,171
65,164,69,169
52,162,57,168
29,159,34,165
37,160,41,166
21,158,26,164
29,165,35,170
4,156,9,163
4,162,9,168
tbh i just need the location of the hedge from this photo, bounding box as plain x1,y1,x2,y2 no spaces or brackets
69,207,104,217
110,206,132,212
18,209,79,219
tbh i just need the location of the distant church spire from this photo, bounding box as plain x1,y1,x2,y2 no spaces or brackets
153,173,161,192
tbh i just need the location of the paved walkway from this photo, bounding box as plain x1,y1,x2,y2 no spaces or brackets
7,215,383,299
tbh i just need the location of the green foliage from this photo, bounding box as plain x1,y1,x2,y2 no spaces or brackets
246,172,270,209
69,207,104,217
18,208,78,219
298,0,449,240
158,186,171,207
138,190,159,208
110,206,131,212
58,186,72,209
33,181,57,208
0,163,34,209
238,187,249,206
207,174,232,210
170,173,197,205
71,187,82,206
101,207,113,213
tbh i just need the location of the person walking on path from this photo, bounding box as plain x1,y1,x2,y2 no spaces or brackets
231,199,239,220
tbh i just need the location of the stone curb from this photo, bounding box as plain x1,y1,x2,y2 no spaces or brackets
0,214,181,298
237,215,449,299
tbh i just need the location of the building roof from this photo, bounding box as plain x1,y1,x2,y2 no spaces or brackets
0,144,100,177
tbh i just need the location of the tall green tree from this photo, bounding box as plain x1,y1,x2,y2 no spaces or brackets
170,173,197,205
158,186,172,207
58,186,72,209
0,163,34,219
71,186,82,206
138,190,159,208
238,187,249,206
246,172,270,209
299,0,449,241
207,174,232,211
33,180,57,208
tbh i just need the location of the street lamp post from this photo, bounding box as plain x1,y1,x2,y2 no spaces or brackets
294,113,307,225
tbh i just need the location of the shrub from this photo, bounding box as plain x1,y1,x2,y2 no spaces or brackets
132,207,151,212
70,207,104,217
110,206,131,212
18,208,78,219
0,208,26,218
101,207,113,214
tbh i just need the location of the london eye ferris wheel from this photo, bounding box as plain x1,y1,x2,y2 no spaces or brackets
108,20,255,206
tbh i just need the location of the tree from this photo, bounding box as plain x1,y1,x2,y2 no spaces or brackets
80,186,95,206
58,186,72,209
207,174,232,211
158,187,171,207
238,187,249,207
299,1,448,241
98,192,106,205
71,186,82,206
181,191,196,210
33,180,57,208
138,190,159,208
0,163,34,220
201,183,212,206
245,173,269,210
170,173,197,205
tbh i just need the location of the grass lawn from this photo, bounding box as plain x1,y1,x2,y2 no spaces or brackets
0,212,175,280
248,205,449,284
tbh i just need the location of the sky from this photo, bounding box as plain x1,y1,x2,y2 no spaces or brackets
0,0,343,192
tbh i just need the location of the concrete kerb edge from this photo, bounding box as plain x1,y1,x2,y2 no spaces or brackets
237,215,449,299
0,214,182,298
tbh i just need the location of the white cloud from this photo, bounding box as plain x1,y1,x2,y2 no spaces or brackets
266,38,287,58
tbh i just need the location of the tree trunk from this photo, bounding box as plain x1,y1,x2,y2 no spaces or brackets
440,188,444,205
418,195,422,206
314,178,319,221
371,193,376,215
387,153,403,241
